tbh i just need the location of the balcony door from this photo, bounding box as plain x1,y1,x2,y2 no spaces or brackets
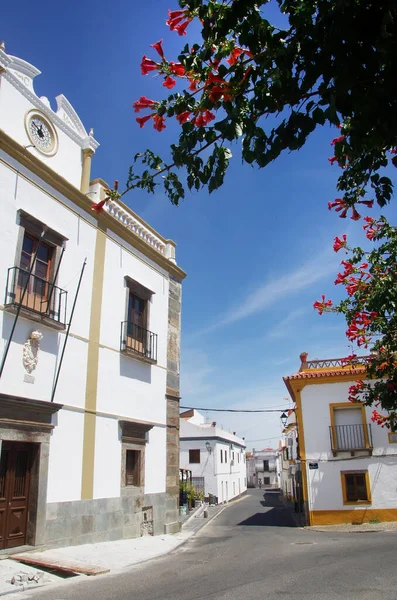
334,407,366,450
17,233,53,313
127,292,147,355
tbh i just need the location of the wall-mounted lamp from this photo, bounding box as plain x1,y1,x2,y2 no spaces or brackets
205,441,212,454
280,412,288,428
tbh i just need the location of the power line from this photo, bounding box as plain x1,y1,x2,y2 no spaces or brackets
245,435,281,442
181,406,285,413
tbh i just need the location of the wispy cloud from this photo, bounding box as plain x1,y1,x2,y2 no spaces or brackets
266,307,307,340
192,248,337,337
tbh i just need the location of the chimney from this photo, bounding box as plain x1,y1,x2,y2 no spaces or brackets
299,351,308,371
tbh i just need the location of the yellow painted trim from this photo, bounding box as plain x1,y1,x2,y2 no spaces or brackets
294,389,310,525
61,403,167,427
309,508,397,526
329,402,370,449
0,131,186,280
340,470,372,505
81,228,106,500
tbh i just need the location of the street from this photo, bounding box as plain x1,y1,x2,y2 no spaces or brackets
22,490,397,600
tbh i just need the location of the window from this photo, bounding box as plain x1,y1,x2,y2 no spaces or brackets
122,278,157,361
220,450,223,463
263,477,270,485
237,454,240,463
128,291,147,341
125,450,141,486
189,449,200,464
225,451,228,463
341,471,371,504
263,460,269,471
18,232,53,300
388,425,397,444
330,403,369,453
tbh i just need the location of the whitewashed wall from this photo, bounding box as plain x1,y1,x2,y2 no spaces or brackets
180,417,247,502
301,381,397,512
0,153,170,505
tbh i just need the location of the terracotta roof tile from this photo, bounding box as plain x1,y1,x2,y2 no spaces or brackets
283,367,365,381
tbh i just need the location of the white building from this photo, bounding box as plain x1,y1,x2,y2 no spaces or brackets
246,448,279,488
179,410,247,503
0,45,186,550
278,410,303,512
284,352,397,525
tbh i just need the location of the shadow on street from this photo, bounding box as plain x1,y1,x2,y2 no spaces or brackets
237,491,298,527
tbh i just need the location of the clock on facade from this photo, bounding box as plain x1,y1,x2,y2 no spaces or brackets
25,111,58,156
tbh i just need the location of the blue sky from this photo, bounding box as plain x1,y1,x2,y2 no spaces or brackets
3,1,396,450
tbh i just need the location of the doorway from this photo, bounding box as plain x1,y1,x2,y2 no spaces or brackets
0,442,34,549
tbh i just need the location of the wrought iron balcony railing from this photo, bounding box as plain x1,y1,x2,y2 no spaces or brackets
120,321,158,363
4,267,67,327
329,424,373,456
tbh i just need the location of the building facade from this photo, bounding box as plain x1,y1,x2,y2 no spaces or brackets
0,46,186,550
284,352,397,526
278,410,303,512
246,448,279,488
180,410,247,503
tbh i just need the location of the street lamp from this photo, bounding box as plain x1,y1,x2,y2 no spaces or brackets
280,412,288,428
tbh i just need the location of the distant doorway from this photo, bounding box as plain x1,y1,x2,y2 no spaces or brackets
0,442,34,549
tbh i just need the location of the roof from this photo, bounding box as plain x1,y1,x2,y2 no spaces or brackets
284,367,365,381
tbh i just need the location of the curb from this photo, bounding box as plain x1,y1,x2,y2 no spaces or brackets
306,526,394,534
0,583,47,597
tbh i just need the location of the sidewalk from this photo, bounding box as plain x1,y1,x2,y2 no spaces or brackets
0,503,225,597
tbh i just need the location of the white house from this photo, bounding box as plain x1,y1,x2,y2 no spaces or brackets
0,45,186,550
246,448,279,488
179,410,247,503
284,352,397,525
278,410,303,512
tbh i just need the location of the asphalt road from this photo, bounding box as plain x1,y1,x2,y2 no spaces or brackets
22,490,397,600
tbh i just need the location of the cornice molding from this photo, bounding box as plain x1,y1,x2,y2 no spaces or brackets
0,50,99,152
0,130,186,280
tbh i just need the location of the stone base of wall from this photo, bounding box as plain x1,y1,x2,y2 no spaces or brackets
44,491,177,549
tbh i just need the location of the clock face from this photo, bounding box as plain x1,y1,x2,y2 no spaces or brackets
26,112,58,156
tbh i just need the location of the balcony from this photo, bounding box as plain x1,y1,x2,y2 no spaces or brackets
120,321,158,364
4,267,67,329
329,424,373,456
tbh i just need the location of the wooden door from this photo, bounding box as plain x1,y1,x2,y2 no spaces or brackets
0,443,32,550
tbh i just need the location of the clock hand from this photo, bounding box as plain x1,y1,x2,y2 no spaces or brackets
32,121,45,138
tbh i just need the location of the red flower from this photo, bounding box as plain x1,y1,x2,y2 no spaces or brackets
192,110,216,127
166,9,191,35
227,47,243,65
163,75,176,89
174,19,191,35
333,234,347,252
153,114,166,132
136,114,153,128
133,96,158,113
140,55,160,75
359,200,374,208
331,135,345,145
328,156,339,165
176,111,191,125
91,199,107,214
313,295,333,315
351,207,361,221
150,39,164,59
188,78,199,91
169,62,185,77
